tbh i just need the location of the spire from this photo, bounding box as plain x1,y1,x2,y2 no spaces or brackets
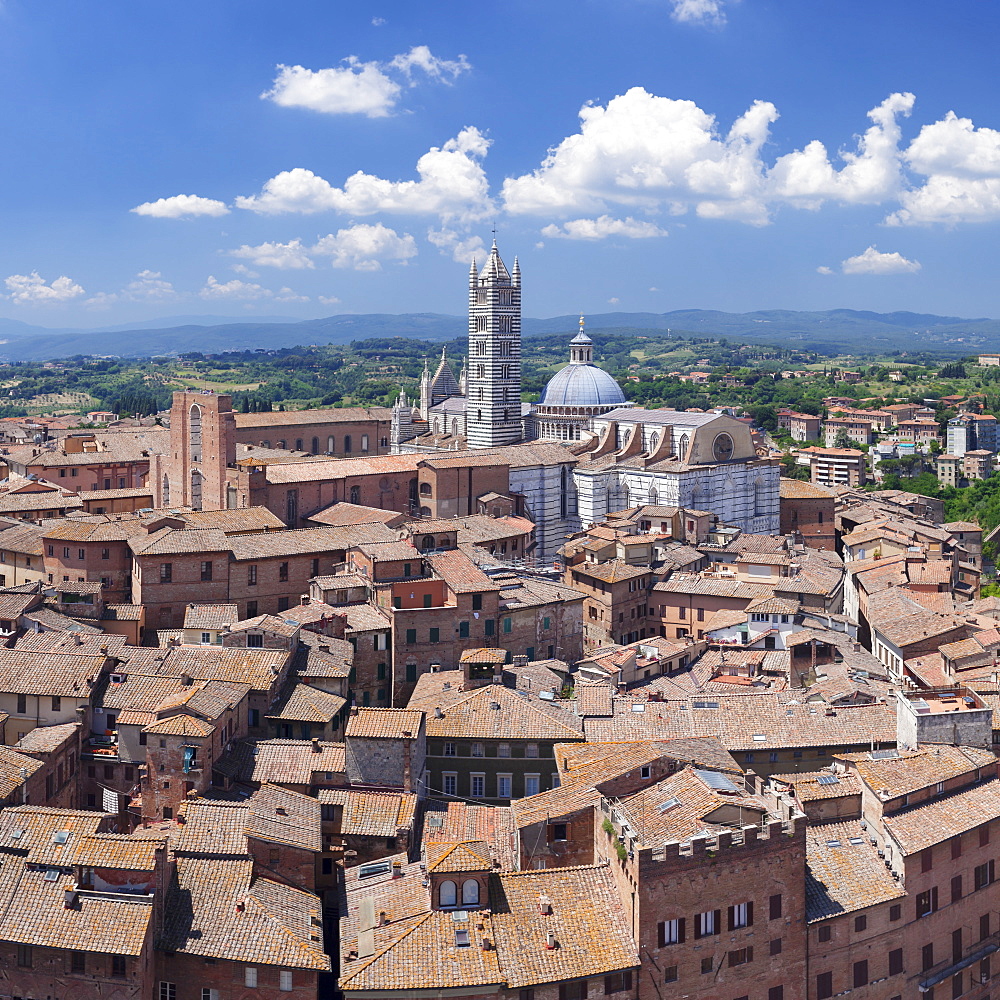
569,315,593,364
469,257,478,287
512,255,520,288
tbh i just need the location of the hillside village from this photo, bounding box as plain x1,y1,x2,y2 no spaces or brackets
0,248,996,999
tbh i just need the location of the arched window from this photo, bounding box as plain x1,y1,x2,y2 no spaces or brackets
420,483,432,496
277,440,286,450
189,404,202,465
438,537,450,549
350,485,361,505
162,474,170,505
649,485,658,503
677,433,690,459
420,506,432,517
260,440,270,448
754,477,767,517
344,435,352,454
421,536,434,550
649,432,659,451
461,879,480,906
295,439,303,451
439,880,457,907
452,419,459,436
311,437,319,454
190,470,203,511
327,435,335,453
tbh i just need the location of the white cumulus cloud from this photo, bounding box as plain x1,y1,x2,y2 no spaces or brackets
131,194,229,218
841,246,921,275
311,223,417,271
5,272,85,304
670,0,729,25
888,111,1000,225
199,276,277,300
816,265,834,275
427,228,486,263
262,46,471,118
236,126,492,223
230,239,315,270
502,89,918,227
540,215,668,239
85,270,177,308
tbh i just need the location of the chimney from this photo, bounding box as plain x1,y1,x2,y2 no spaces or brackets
311,738,322,753
434,706,444,719
545,930,557,950
301,595,310,605
180,673,193,687
236,900,245,912
391,860,403,879
538,893,552,915
377,910,387,927
73,633,83,646
63,885,78,909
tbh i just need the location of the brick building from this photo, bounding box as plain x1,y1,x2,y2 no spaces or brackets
779,478,836,549
234,405,394,456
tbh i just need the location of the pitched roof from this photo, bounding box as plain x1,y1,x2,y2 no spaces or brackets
318,788,417,838
805,819,905,922
214,739,346,786
345,708,422,739
883,777,1000,854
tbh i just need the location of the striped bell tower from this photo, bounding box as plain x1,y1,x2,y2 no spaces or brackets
466,240,522,448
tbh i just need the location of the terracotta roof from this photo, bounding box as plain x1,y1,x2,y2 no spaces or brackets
422,801,518,872
426,548,499,593
805,819,905,922
575,682,614,718
214,738,346,786
267,683,346,723
142,714,215,737
176,799,252,857
770,769,861,803
490,865,638,988
183,603,239,629
160,857,330,970
0,649,106,697
346,708,422,739
72,833,163,870
15,721,78,754
425,840,492,873
318,788,417,838
839,745,995,800
0,745,43,797
246,784,322,852
235,406,392,428
883,777,1000,854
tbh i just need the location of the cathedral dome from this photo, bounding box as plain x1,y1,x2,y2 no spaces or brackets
539,362,626,407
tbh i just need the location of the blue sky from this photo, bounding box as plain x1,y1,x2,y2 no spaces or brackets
2,0,1000,327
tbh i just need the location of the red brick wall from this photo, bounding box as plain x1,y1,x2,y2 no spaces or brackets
157,951,320,1000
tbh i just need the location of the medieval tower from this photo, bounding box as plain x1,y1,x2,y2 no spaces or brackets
465,240,522,448
154,390,236,511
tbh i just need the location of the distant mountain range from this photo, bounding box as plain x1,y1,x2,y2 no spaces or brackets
0,308,994,361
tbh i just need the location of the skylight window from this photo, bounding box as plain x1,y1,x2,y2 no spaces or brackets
51,830,70,845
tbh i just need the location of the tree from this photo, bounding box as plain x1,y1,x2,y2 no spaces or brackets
833,428,853,449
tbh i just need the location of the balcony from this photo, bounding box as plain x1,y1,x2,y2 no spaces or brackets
82,734,119,760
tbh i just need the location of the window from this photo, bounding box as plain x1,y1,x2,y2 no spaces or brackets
497,774,512,798
160,562,172,582
769,989,784,1000
664,966,678,983
729,901,753,929
245,966,258,987
247,565,257,586
975,860,995,890
728,947,753,967
816,972,833,1000
246,601,257,617
502,617,512,634
889,903,901,921
462,879,480,906
485,619,495,636
701,957,713,974
853,960,868,988
459,620,469,638
769,893,782,919
71,951,86,973
201,561,212,581
982,913,991,941
952,836,963,859
443,742,456,756
112,954,126,977
159,985,176,1000
429,627,439,643
497,742,510,758
604,971,633,994
52,696,61,712
525,743,539,758
818,926,831,942
279,971,293,991
916,887,938,917
922,943,934,971
202,991,220,1000
405,628,417,643
442,773,457,796
525,774,540,796
439,879,458,906
279,561,289,582
769,938,782,956
658,918,685,945
247,634,264,648
472,593,483,611
854,914,867,932
640,765,651,779
889,948,903,976
695,909,720,938
922,848,934,872
470,774,485,798
952,874,963,903
550,823,568,842
16,693,26,714
471,742,484,757
560,985,587,1000
982,825,991,847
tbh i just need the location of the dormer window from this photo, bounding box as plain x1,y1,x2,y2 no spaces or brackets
439,880,457,907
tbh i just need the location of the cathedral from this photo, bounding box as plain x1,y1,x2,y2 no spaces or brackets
392,239,780,536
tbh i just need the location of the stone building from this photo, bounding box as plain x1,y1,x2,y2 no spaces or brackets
235,405,393,456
